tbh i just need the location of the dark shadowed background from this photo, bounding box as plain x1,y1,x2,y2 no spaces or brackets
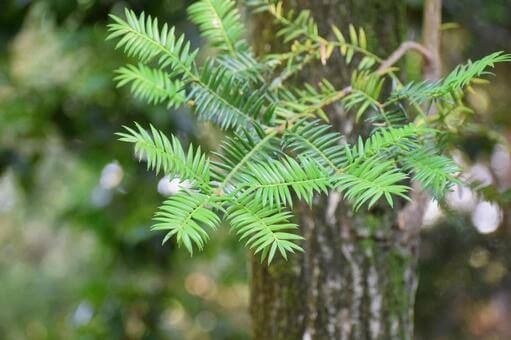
1,0,510,339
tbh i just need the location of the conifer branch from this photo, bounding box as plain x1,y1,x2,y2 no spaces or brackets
108,1,510,263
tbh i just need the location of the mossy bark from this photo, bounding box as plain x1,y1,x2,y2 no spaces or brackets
250,1,423,339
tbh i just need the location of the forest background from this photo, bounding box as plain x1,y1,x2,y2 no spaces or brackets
1,0,511,338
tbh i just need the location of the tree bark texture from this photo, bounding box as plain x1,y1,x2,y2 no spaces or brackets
422,0,442,81
249,1,426,339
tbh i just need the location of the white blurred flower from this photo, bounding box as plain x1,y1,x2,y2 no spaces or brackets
446,185,477,213
471,201,502,234
468,163,493,186
90,185,112,207
157,176,192,196
99,161,123,189
422,199,443,227
491,144,511,188
72,301,93,326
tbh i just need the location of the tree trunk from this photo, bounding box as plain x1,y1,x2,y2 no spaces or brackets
249,1,425,339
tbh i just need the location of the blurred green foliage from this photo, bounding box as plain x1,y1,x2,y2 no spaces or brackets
0,1,248,339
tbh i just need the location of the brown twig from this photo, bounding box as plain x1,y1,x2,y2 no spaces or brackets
399,0,443,241
271,85,353,133
376,41,434,75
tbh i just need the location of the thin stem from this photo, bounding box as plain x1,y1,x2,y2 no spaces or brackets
217,132,277,193
216,86,352,194
376,41,434,75
270,52,318,90
204,0,237,56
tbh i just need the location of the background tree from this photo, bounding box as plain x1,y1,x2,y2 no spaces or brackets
250,1,419,339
